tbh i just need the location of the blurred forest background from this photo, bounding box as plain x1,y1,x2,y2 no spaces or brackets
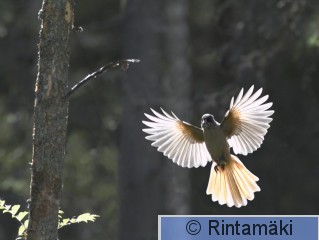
1,0,319,239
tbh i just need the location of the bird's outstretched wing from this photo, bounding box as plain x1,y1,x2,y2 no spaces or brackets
142,108,212,168
221,85,274,155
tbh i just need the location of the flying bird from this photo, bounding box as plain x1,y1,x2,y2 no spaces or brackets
142,85,274,207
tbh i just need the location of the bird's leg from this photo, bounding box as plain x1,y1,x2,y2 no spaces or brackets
214,155,227,173
219,162,226,171
214,162,226,173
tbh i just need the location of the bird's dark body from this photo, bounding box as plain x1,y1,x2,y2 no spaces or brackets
203,125,230,167
201,114,231,168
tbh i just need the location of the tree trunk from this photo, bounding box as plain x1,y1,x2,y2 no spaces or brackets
162,0,192,214
119,0,191,239
119,1,163,240
27,1,74,240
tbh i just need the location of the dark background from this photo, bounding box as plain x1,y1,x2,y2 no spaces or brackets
0,0,319,239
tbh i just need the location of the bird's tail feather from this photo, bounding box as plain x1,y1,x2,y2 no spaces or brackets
206,154,260,207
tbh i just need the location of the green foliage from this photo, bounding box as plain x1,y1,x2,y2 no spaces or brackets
0,200,28,239
65,132,119,237
58,210,100,229
307,34,319,47
0,103,32,196
0,200,99,239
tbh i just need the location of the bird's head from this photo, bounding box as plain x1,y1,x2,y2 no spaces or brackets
201,114,219,129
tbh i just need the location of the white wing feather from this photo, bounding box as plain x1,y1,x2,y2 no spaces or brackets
142,108,212,168
226,85,274,155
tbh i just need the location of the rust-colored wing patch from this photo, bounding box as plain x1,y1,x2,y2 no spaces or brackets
221,109,241,138
221,86,274,156
142,108,212,168
176,121,205,143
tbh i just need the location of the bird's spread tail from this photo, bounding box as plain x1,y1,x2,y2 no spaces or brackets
206,155,260,207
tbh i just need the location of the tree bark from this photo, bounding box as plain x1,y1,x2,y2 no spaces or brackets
119,0,191,239
119,1,163,240
162,0,192,214
27,1,74,240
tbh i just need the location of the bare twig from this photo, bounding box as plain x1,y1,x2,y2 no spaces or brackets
66,59,140,98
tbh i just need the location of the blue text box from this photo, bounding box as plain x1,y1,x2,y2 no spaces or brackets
160,216,318,240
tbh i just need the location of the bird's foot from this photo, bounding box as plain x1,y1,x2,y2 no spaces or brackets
214,162,226,173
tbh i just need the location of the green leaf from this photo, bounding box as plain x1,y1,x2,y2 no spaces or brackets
18,224,26,236
58,218,71,229
57,211,100,229
16,211,28,221
3,204,11,213
23,219,29,228
62,218,70,225
70,218,77,223
76,213,100,223
11,205,20,216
